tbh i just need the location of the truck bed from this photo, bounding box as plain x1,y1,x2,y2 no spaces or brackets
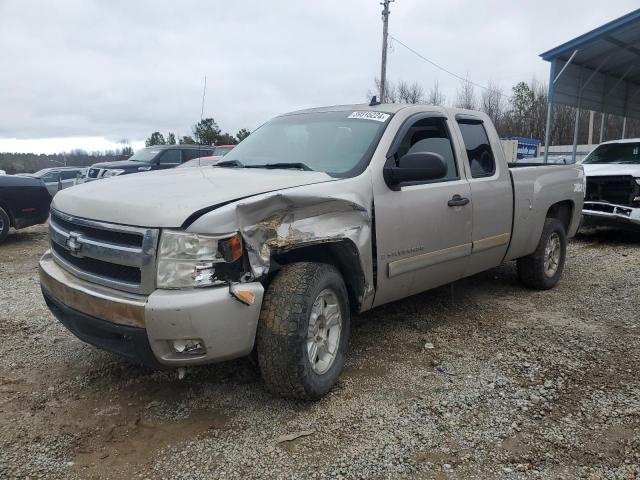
504,163,584,262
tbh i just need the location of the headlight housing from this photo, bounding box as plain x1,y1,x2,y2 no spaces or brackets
156,230,243,289
104,169,125,177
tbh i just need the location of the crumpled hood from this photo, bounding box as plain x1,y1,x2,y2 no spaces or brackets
582,163,640,177
52,167,335,227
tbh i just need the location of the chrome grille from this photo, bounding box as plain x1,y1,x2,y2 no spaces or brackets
49,209,159,294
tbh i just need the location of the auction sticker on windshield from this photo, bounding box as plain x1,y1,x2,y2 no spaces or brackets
348,111,390,122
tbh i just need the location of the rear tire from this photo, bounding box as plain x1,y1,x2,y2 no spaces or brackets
256,262,350,400
0,207,10,244
517,218,567,290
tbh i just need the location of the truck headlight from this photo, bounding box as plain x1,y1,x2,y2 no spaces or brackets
104,169,125,177
157,230,243,289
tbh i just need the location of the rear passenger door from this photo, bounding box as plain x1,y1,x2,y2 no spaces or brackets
454,115,513,277
373,113,473,306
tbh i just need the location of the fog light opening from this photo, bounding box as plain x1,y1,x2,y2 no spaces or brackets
170,339,206,356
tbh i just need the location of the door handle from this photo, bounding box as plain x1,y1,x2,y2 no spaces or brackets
448,194,470,207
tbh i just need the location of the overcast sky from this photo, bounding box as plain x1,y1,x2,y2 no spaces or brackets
0,0,637,153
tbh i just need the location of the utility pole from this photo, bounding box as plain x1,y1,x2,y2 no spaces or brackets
379,0,393,103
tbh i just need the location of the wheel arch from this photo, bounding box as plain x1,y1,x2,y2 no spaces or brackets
270,239,366,313
545,200,574,233
0,199,15,227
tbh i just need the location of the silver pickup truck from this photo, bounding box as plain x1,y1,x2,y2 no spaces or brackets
39,104,585,400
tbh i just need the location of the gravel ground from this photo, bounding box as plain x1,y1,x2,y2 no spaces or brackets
0,224,639,480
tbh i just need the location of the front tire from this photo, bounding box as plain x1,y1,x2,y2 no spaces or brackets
256,262,350,400
517,218,567,290
0,207,10,244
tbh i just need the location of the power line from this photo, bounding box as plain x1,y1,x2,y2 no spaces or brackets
388,33,494,93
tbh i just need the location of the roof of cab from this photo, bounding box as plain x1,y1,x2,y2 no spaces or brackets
280,103,459,117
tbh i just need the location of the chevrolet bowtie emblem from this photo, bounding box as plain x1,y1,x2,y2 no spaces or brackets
66,233,83,255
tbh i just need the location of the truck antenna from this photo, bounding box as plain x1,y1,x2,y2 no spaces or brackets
199,75,207,164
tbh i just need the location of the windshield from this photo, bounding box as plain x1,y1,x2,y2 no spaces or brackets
128,148,162,163
582,142,640,164
220,110,391,176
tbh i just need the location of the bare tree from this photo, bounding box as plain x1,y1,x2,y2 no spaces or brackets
480,80,505,131
426,80,446,106
397,80,425,104
367,77,397,103
454,75,477,110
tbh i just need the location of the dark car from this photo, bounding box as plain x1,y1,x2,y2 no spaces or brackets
0,175,52,243
86,145,215,181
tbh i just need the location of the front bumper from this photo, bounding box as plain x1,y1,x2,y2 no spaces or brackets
39,250,264,367
582,202,640,230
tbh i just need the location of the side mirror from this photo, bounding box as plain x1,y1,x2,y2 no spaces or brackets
383,152,447,189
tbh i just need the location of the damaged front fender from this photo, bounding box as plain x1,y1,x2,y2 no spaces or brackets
187,184,376,310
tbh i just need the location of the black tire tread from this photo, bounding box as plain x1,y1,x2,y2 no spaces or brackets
0,207,10,244
257,262,347,400
517,218,566,290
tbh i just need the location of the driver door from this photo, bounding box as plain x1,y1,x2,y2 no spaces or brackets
372,113,472,307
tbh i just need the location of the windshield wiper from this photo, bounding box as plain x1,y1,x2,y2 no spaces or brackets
214,159,245,168
245,162,313,171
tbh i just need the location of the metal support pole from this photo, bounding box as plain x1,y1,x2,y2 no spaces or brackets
543,60,558,164
622,117,627,139
588,111,594,145
572,69,583,164
599,74,608,143
543,103,553,163
572,108,581,163
379,0,393,103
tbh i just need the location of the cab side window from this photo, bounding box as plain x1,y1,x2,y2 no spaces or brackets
159,149,181,165
42,172,60,183
394,117,458,181
457,121,495,178
60,171,78,180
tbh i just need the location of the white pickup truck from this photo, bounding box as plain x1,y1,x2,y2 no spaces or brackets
580,138,640,229
39,104,585,399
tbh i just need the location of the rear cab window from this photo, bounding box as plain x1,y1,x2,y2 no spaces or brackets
457,120,496,178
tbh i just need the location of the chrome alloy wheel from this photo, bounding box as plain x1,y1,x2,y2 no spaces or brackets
306,289,342,375
544,232,561,277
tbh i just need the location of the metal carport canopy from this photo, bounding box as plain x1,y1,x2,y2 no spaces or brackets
540,8,640,160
